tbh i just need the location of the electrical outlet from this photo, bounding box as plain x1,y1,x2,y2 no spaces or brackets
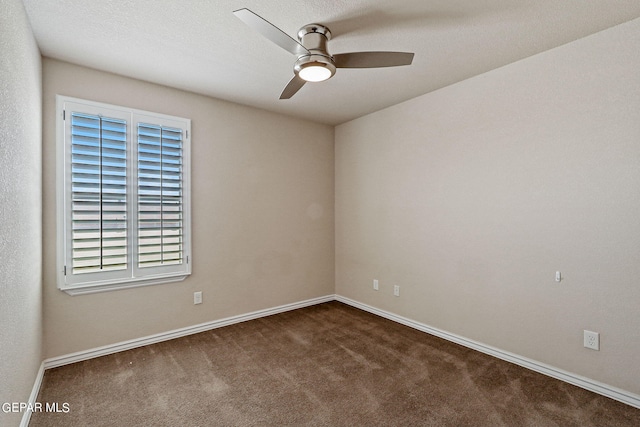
373,279,379,291
393,285,400,297
584,330,599,350
194,291,203,305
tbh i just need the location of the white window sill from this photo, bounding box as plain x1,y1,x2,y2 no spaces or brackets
59,274,190,296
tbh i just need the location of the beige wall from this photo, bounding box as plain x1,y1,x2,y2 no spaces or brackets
42,59,335,358
0,0,43,425
336,18,640,395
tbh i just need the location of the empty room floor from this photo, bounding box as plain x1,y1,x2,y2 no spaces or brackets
30,302,640,426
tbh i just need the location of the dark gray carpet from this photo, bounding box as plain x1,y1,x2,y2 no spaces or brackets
30,301,640,426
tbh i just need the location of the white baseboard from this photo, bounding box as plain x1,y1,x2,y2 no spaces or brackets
335,295,640,410
20,361,45,427
44,294,334,369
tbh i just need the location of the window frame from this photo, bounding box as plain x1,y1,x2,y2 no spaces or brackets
56,95,192,295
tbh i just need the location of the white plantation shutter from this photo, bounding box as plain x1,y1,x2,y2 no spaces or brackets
57,96,191,294
136,122,184,269
71,113,128,274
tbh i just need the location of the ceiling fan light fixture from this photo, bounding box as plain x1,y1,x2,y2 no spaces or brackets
294,54,336,83
298,62,333,82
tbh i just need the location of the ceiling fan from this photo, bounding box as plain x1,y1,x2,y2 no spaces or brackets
233,8,415,99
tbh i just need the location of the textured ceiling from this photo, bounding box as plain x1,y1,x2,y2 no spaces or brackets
22,0,640,125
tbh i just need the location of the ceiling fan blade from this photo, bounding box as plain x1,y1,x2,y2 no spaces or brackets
280,75,306,99
334,52,414,68
233,8,309,56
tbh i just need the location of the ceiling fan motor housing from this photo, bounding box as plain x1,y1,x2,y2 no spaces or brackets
294,24,336,80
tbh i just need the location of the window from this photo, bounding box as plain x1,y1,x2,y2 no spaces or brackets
56,96,191,294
